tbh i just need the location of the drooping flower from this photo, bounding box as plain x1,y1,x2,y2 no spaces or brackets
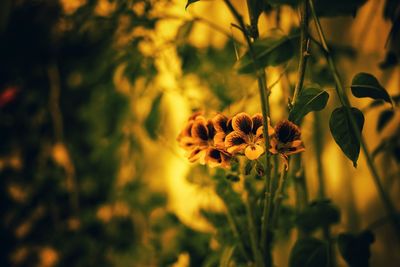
269,120,305,168
224,112,272,160
177,113,231,168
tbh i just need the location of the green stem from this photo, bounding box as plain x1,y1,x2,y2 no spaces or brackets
308,0,400,238
244,193,265,267
271,162,289,228
223,0,273,254
291,0,310,106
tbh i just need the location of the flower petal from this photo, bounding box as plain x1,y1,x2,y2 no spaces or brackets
232,112,253,135
191,116,209,141
275,120,301,143
212,114,229,133
178,136,198,151
251,113,263,134
206,148,223,168
284,140,305,155
245,144,264,160
225,131,248,154
213,132,227,149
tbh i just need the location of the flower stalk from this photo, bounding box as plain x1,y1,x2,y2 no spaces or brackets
222,0,274,254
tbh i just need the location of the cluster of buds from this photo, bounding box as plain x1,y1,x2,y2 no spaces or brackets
177,112,305,168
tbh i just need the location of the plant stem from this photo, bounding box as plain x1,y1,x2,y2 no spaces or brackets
244,192,265,267
223,0,274,254
308,0,400,238
271,163,289,227
291,0,310,106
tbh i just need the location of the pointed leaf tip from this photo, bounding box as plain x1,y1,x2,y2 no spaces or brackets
329,107,364,167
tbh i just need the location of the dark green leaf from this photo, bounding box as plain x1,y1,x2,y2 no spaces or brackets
377,109,395,132
289,238,328,267
338,231,375,267
351,73,391,103
235,30,295,74
296,199,340,233
329,107,364,167
289,84,329,124
145,93,163,139
314,0,367,17
185,0,199,9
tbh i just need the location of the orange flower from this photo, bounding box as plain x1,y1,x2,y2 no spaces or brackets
269,120,305,168
177,113,231,168
224,112,272,160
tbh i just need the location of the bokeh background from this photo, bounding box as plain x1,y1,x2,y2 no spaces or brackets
0,0,399,266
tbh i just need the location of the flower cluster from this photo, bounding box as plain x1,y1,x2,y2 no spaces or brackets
177,112,305,168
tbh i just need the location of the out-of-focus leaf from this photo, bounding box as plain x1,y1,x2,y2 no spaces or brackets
329,107,364,167
377,109,395,132
289,84,329,124
351,73,391,104
314,0,367,17
145,92,163,139
176,20,194,44
289,238,328,267
296,199,340,233
338,231,375,267
220,246,235,267
235,30,295,74
185,0,200,9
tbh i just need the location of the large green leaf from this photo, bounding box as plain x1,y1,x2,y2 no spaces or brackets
338,231,375,267
289,238,328,267
329,107,364,167
145,92,163,139
351,73,391,104
235,30,295,74
289,84,329,124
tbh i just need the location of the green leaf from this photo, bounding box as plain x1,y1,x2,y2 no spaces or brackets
219,246,235,267
235,30,295,74
377,109,395,132
296,199,340,233
351,73,391,104
289,84,329,124
329,107,364,167
185,0,199,9
145,93,163,139
314,0,367,17
338,231,375,267
289,238,328,267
